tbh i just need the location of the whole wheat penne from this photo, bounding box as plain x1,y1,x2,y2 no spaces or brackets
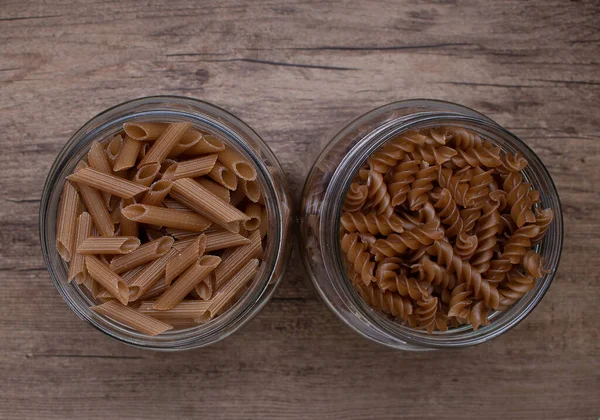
170,178,250,232
67,167,149,199
56,181,81,262
195,272,215,300
197,178,230,202
145,228,165,242
138,122,192,167
96,264,146,300
128,248,179,301
133,163,161,187
91,301,173,336
141,180,173,206
79,183,114,237
83,275,103,299
119,198,138,237
110,236,174,274
114,135,142,171
182,134,225,157
164,228,196,240
162,198,190,211
197,259,259,322
172,154,218,180
165,234,207,285
87,141,113,204
214,230,262,290
122,204,212,232
123,122,168,141
106,134,123,165
208,161,237,190
243,202,262,231
205,229,251,252
158,159,177,177
138,142,150,160
109,197,122,225
138,277,169,301
138,300,212,320
259,206,268,239
240,179,261,203
78,236,141,255
68,212,93,283
229,188,247,207
167,129,202,158
85,255,129,305
218,145,257,181
153,255,221,310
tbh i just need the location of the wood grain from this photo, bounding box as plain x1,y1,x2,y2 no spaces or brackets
1,0,599,419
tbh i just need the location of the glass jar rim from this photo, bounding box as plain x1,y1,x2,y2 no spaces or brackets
316,100,564,349
39,95,291,350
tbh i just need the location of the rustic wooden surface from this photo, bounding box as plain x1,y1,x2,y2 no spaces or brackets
1,0,599,419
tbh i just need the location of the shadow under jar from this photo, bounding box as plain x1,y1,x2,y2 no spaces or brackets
300,99,563,350
40,96,292,350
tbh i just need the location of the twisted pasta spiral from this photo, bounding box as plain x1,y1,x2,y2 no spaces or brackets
502,225,541,264
471,201,501,272
367,131,426,173
366,171,393,216
531,207,554,244
503,172,536,227
498,269,536,310
484,258,513,284
460,207,482,234
465,167,494,209
388,159,419,206
431,188,463,237
469,300,491,331
408,164,438,210
370,223,444,260
454,231,478,260
416,296,438,333
374,257,403,291
341,233,375,285
438,166,470,206
427,240,500,309
342,182,368,212
340,211,405,235
497,151,528,173
451,146,503,168
447,283,471,318
489,189,508,212
356,282,414,321
427,127,452,145
523,250,548,278
447,127,485,149
412,144,458,166
417,257,456,289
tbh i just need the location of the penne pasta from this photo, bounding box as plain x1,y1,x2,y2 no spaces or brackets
195,272,215,300
259,206,268,239
229,188,246,207
109,196,121,225
113,135,142,171
182,134,226,157
77,236,141,255
105,134,123,165
56,180,81,262
128,248,179,301
208,161,237,190
109,236,174,274
85,255,129,305
197,178,230,202
138,277,169,301
205,229,251,252
214,230,262,290
138,300,212,320
91,301,173,336
217,145,257,181
145,228,165,242
243,202,262,231
68,212,93,283
162,198,190,211
87,141,113,204
132,162,161,187
122,203,212,232
165,228,199,241
167,129,202,158
141,180,173,206
96,264,146,300
153,255,221,310
67,167,149,199
170,178,249,233
172,154,218,180
165,234,207,285
239,179,261,203
119,198,138,237
196,259,259,322
138,142,150,160
123,122,168,141
78,183,114,237
138,122,192,167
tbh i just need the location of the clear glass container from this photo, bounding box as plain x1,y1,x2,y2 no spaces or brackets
300,99,563,350
40,96,292,350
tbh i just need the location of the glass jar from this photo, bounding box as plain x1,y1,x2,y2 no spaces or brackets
39,96,292,350
300,99,563,350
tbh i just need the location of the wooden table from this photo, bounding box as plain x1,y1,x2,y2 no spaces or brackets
1,1,599,419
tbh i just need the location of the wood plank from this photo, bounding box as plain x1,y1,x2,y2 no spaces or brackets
0,0,599,418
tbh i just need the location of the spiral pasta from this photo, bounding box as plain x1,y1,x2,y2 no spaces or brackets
339,125,554,334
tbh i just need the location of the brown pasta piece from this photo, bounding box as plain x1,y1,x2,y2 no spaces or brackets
56,180,81,262
342,182,369,212
68,212,93,283
138,122,192,167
